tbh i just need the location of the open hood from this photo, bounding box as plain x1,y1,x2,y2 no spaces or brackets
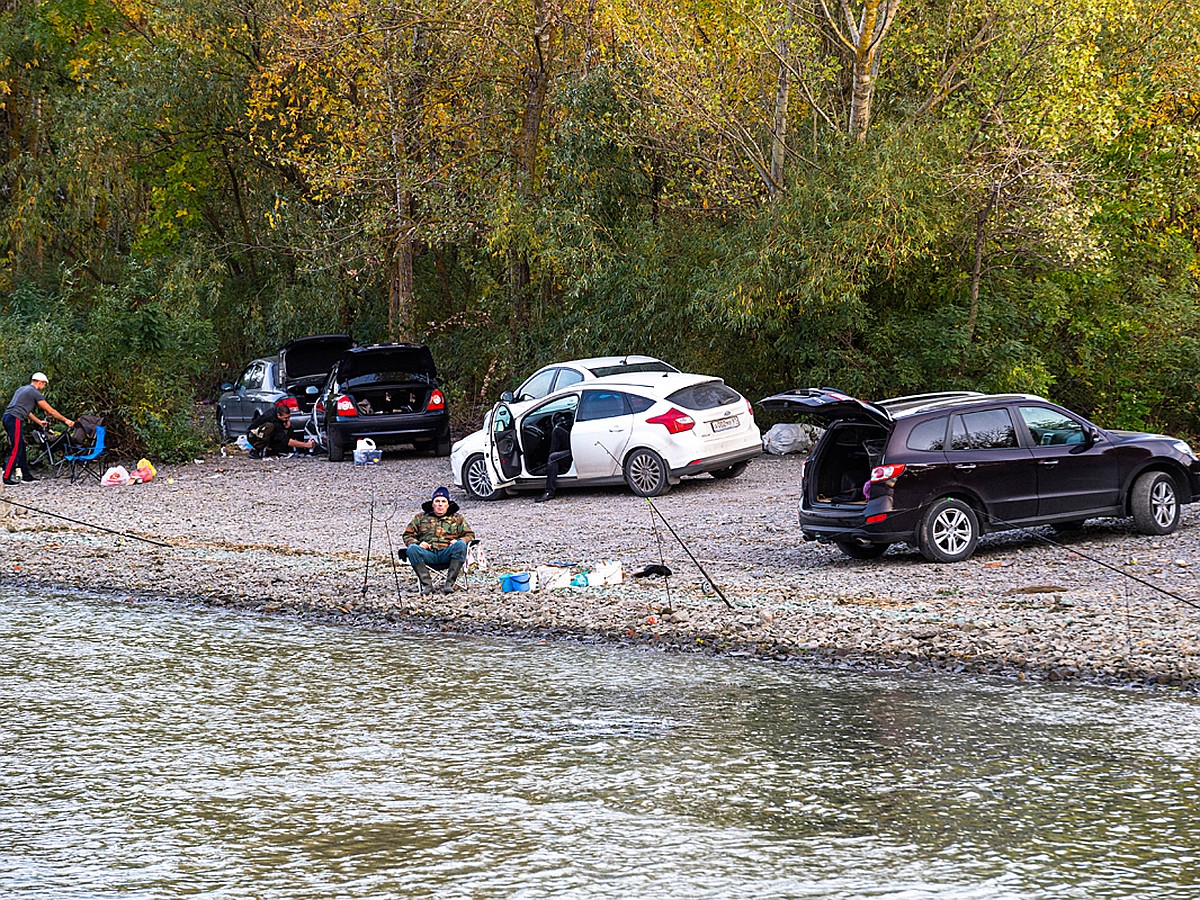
279,334,354,382
759,387,892,428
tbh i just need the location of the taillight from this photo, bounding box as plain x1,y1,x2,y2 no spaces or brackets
870,463,905,482
647,407,695,434
279,396,300,413
426,388,446,412
745,399,754,416
335,395,357,416
315,400,324,414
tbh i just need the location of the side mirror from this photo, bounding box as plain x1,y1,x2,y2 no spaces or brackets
306,385,319,396
500,390,514,403
220,382,234,392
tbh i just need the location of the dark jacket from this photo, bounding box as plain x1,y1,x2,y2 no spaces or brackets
247,408,291,452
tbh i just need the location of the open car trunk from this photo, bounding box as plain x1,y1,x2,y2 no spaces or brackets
343,346,439,415
807,422,890,505
280,334,354,412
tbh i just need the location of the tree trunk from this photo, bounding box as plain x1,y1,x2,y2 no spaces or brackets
389,227,415,341
510,0,556,333
769,0,793,194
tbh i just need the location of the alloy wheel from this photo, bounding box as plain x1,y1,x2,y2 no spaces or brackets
932,507,974,557
1150,479,1178,529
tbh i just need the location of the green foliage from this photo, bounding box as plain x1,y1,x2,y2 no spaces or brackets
1,0,1197,458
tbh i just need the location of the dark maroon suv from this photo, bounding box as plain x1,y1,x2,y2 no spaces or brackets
760,389,1200,562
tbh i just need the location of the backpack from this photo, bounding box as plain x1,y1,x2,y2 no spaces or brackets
70,414,104,447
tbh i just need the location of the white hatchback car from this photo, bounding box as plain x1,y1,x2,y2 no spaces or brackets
451,371,762,499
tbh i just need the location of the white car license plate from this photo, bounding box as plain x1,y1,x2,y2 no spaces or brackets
710,415,739,433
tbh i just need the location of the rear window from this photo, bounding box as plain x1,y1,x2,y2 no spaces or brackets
587,361,678,377
906,416,948,451
951,409,1018,450
343,348,437,383
668,381,741,411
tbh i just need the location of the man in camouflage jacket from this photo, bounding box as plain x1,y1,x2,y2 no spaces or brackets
402,485,476,594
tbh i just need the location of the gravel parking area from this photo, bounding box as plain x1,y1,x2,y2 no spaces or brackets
4,449,1199,690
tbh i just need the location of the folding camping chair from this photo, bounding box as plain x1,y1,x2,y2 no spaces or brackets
64,424,107,483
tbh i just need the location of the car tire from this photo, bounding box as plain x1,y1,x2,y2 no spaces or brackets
1131,471,1180,535
327,427,346,463
624,448,671,497
836,539,890,560
216,408,230,441
463,453,502,501
435,429,452,458
919,497,980,563
710,461,749,480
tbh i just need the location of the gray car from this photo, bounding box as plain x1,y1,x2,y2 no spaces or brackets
217,334,353,439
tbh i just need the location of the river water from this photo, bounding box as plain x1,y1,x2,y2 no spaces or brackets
2,586,1198,899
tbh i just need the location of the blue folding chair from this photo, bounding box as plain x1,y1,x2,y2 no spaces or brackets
64,425,107,484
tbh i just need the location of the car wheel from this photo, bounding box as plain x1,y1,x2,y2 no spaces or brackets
624,448,671,497
710,461,749,480
1131,471,1180,535
327,427,346,462
216,408,230,441
435,429,452,458
919,497,980,563
463,453,502,501
836,539,890,560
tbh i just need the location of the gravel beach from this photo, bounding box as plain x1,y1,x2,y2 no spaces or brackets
4,449,1199,690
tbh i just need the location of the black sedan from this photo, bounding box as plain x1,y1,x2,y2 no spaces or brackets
308,343,451,461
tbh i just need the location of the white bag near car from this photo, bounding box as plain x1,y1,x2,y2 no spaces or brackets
763,423,823,455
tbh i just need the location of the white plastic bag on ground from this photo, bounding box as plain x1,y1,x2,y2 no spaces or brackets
588,560,623,585
535,566,573,590
101,465,131,486
763,423,823,455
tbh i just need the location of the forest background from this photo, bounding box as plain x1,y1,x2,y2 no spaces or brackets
1,0,1197,460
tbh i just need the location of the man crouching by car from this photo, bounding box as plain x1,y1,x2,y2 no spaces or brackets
402,486,475,594
247,400,315,458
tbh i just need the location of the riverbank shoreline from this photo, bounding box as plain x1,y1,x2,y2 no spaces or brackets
4,451,1199,691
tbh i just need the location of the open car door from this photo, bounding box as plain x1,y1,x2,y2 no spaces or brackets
484,401,523,489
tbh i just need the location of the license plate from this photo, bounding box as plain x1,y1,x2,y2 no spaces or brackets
710,415,739,433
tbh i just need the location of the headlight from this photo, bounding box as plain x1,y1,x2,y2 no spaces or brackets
1171,440,1197,460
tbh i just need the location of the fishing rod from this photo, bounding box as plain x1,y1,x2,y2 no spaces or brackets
591,440,734,609
809,502,1199,611
361,496,376,597
0,495,173,548
977,509,1200,611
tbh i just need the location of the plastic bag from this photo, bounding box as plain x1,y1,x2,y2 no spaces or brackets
101,465,131,487
535,566,572,590
763,423,823,455
466,542,489,573
132,458,157,483
589,560,623,585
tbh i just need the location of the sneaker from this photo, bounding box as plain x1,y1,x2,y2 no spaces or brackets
248,449,263,459
3,478,20,486
21,472,34,482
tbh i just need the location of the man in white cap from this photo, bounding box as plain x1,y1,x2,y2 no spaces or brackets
3,372,74,485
